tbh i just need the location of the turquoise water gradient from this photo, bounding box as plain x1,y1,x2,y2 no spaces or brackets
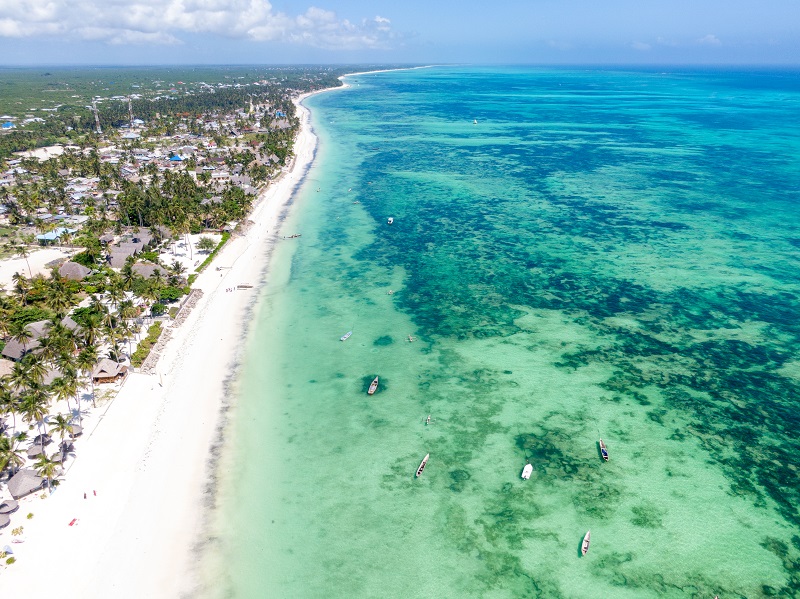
203,67,800,598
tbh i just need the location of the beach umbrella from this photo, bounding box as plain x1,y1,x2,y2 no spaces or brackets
0,500,18,514
26,444,44,459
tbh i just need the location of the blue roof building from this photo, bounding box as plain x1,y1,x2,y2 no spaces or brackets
2,121,15,129
36,227,76,244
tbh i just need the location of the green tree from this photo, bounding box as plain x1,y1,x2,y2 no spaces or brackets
196,236,216,253
0,435,25,475
75,345,98,408
34,454,59,494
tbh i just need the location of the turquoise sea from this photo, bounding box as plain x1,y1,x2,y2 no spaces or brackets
202,67,800,598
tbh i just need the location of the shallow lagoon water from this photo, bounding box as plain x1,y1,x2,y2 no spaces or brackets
204,67,800,598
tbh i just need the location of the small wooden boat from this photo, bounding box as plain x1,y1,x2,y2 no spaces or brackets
340,331,352,341
367,376,379,395
599,439,609,461
581,530,591,556
416,453,430,477
521,463,533,480
387,217,394,224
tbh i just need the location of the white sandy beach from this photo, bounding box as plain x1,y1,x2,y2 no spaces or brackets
0,93,322,598
0,247,73,290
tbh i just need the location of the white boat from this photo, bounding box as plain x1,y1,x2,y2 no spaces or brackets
416,453,430,477
340,331,352,341
599,439,609,461
581,530,591,556
521,463,533,480
425,414,431,425
473,119,478,125
367,376,379,395
387,217,394,224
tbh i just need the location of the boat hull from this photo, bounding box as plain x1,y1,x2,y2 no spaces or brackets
599,439,609,461
416,453,430,477
367,376,379,395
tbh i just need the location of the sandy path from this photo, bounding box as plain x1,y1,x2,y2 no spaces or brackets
0,247,72,289
0,94,322,598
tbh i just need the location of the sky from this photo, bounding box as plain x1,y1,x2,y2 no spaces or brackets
0,0,798,66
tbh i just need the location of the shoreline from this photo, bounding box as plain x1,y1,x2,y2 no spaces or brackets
0,88,329,598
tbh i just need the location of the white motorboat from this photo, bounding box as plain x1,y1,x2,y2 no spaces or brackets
599,439,609,461
387,217,394,224
367,376,379,395
521,463,533,480
340,331,352,341
416,453,430,477
581,530,591,556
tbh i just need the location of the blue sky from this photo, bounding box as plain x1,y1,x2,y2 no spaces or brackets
0,0,797,65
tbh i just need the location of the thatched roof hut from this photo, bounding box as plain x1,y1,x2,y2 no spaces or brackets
7,469,44,499
91,358,128,384
58,261,91,281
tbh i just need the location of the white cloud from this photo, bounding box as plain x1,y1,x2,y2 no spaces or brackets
631,41,651,51
0,0,394,48
698,34,721,46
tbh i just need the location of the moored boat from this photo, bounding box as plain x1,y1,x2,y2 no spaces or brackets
387,217,394,224
581,530,591,556
367,376,379,395
340,331,352,341
416,453,430,477
599,439,609,461
521,463,533,480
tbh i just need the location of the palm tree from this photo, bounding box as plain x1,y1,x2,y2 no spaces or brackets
168,260,186,286
0,380,18,437
49,374,78,416
8,321,33,360
14,235,35,278
47,413,74,453
7,360,32,398
34,454,59,494
76,346,98,408
19,388,49,442
11,272,30,305
0,435,25,475
120,262,136,291
45,274,74,317
106,281,125,311
23,355,48,388
79,312,103,348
